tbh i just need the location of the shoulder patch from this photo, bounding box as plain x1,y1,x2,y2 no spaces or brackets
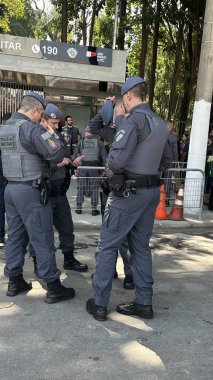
41,131,52,140
115,129,126,142
47,138,59,150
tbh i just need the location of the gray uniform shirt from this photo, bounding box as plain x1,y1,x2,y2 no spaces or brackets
107,103,168,175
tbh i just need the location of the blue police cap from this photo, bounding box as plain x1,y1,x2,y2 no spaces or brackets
44,103,62,119
121,76,146,96
102,100,114,125
22,92,46,108
84,125,91,132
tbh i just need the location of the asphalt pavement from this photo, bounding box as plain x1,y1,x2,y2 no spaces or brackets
0,190,212,380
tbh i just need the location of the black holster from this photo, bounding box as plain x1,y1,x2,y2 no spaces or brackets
32,177,50,205
108,173,126,197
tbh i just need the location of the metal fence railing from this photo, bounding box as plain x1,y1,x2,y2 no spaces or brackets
67,165,205,219
162,168,205,219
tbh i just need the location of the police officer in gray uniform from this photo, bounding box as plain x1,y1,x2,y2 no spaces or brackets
72,125,107,215
90,98,135,289
0,92,75,304
86,76,169,321
30,103,88,273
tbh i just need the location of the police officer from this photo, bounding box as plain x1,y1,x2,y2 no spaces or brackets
72,125,107,216
86,76,169,321
30,103,88,273
89,98,135,289
62,115,81,155
0,92,75,304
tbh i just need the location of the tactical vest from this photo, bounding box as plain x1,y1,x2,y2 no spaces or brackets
0,120,48,181
125,108,168,175
81,137,100,162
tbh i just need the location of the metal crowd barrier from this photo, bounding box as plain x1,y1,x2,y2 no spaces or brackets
68,165,205,219
162,168,205,219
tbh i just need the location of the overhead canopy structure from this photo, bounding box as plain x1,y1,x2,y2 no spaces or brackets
0,34,127,128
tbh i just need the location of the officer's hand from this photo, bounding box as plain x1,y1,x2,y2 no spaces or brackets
73,155,85,167
115,103,125,116
57,157,70,167
106,96,116,106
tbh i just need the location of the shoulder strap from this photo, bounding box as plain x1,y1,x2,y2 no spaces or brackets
132,108,160,127
5,119,27,128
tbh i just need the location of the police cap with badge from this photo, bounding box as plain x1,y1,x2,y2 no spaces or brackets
40,104,62,153
44,103,62,120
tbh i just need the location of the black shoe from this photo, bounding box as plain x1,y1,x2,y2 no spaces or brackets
63,254,88,272
91,210,100,216
86,298,107,321
116,302,153,319
45,278,75,304
123,275,135,290
7,274,32,297
75,209,82,214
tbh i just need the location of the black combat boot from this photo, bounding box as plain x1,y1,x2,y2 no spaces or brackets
7,274,32,297
86,298,107,321
117,302,153,319
91,209,100,216
63,252,88,272
75,204,82,214
45,278,75,304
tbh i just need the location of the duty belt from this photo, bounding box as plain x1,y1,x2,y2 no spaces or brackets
125,174,160,188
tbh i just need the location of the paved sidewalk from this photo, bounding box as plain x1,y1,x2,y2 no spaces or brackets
67,182,213,232
69,201,213,232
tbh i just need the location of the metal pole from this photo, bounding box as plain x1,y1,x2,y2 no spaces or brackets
184,0,213,215
112,0,119,49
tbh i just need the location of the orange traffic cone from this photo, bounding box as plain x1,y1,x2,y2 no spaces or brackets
169,184,184,221
155,184,168,220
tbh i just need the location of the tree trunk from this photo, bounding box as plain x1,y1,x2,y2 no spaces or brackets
117,0,127,50
61,0,68,43
178,23,193,137
149,0,161,109
168,21,184,119
89,0,98,46
82,7,87,45
139,0,149,78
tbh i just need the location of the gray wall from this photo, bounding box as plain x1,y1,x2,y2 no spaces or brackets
65,105,91,132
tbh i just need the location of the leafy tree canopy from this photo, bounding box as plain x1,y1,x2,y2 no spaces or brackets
0,0,25,33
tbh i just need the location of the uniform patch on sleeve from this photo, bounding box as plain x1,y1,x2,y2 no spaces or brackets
115,129,126,142
47,138,59,149
41,131,51,140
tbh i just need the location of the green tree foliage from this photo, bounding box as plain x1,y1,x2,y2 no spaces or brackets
0,0,25,33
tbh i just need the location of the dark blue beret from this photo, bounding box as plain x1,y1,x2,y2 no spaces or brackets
121,76,146,96
102,100,114,125
44,103,61,119
22,92,46,108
